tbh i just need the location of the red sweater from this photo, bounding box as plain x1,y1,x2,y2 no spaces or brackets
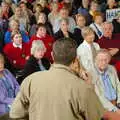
4,43,30,69
97,34,120,48
29,34,55,63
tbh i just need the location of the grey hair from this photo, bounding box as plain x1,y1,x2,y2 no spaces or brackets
31,40,46,55
59,18,69,25
95,49,112,60
101,21,113,32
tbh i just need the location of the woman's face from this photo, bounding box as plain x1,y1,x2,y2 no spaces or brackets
94,15,103,24
13,34,22,45
2,3,9,12
60,20,69,32
0,60,4,72
19,3,27,11
11,21,19,31
36,6,41,13
37,27,46,37
34,48,46,59
15,8,21,17
60,9,69,18
90,3,98,11
51,4,58,12
85,31,95,44
77,16,86,28
38,14,46,24
82,0,89,8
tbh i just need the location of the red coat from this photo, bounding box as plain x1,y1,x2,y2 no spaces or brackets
97,34,120,48
97,34,120,73
3,43,30,69
29,34,55,63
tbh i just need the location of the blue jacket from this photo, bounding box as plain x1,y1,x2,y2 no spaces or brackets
4,30,29,44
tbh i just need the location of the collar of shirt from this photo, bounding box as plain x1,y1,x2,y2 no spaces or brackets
83,40,94,49
13,43,22,49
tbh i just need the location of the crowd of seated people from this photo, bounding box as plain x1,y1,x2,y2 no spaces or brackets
0,0,120,119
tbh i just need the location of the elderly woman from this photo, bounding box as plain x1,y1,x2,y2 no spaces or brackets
54,18,75,41
20,40,50,82
0,53,19,115
91,49,120,113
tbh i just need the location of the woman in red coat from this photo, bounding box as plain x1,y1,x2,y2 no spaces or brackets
4,31,30,70
29,23,55,63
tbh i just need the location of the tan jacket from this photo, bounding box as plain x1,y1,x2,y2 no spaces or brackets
10,64,105,120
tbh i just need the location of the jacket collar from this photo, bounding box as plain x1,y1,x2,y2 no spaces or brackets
51,64,77,75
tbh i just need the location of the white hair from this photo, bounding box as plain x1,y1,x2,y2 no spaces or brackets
95,49,112,60
31,40,46,55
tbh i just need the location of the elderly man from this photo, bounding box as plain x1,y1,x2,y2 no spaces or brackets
9,38,120,120
91,49,120,113
97,22,120,56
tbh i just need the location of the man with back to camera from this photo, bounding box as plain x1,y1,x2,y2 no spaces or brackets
10,38,120,120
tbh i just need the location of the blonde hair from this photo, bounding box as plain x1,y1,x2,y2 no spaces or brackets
9,19,19,29
81,27,94,38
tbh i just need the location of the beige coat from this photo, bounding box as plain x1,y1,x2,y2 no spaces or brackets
10,64,105,120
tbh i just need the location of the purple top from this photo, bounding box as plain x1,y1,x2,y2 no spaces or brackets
0,69,19,115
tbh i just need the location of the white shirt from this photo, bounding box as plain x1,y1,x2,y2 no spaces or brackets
77,40,100,71
13,43,22,49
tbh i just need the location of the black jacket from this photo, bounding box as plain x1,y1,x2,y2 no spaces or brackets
19,55,50,83
73,28,83,46
54,29,75,41
112,19,120,34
